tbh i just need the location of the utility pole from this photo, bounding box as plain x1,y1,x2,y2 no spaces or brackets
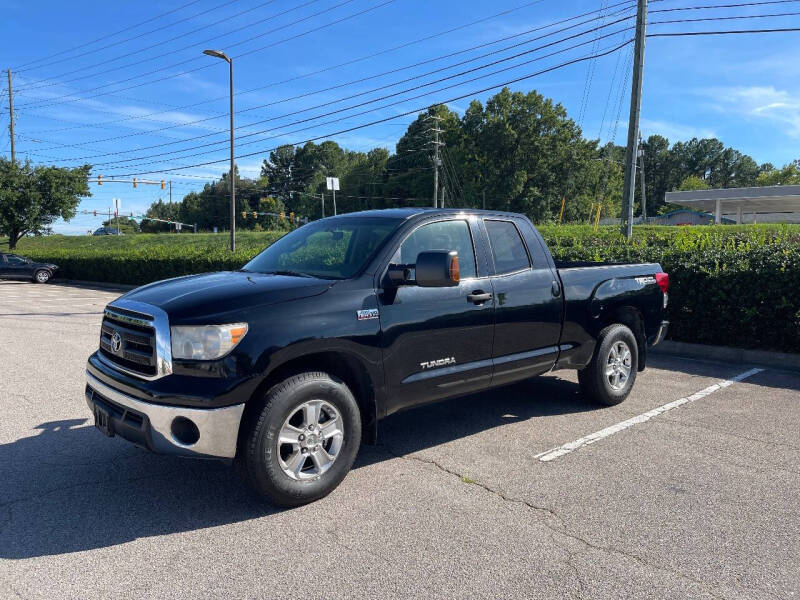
621,0,648,239
424,113,444,208
169,180,172,204
7,69,15,164
482,189,486,210
321,193,325,218
638,132,647,221
441,187,447,208
433,125,440,208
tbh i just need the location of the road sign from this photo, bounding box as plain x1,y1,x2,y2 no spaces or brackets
326,177,340,191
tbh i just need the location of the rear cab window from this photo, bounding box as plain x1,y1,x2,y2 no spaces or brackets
484,220,531,275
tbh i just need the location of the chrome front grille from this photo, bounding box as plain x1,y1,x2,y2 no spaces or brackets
99,308,157,376
96,300,173,380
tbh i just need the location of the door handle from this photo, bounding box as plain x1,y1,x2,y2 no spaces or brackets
467,291,493,305
551,280,561,297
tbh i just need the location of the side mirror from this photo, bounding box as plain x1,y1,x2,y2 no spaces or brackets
386,263,413,286
415,250,460,287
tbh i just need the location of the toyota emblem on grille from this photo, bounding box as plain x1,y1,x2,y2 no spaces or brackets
110,331,123,354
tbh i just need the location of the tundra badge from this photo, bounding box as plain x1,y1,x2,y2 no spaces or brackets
420,357,456,369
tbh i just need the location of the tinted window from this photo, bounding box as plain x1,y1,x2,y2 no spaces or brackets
392,220,477,279
6,255,26,265
244,217,400,279
485,220,530,274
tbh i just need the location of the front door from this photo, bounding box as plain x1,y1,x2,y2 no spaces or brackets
3,255,30,280
379,218,495,414
483,219,562,386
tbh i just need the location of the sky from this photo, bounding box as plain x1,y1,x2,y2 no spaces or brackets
1,0,799,233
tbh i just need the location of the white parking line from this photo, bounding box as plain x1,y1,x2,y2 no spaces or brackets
535,368,764,462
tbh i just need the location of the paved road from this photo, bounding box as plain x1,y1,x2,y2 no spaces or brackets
1,280,799,599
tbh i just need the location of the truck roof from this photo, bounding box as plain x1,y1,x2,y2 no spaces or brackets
324,208,525,221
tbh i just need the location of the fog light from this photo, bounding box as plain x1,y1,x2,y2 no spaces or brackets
171,416,200,445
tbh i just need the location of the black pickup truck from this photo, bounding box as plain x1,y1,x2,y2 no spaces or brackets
85,208,668,506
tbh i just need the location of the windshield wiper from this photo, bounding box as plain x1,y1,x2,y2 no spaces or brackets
265,270,314,278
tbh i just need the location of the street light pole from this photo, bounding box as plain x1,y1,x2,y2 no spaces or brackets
204,49,236,252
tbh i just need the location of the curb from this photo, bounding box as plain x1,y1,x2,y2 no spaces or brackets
53,279,137,292
652,340,800,372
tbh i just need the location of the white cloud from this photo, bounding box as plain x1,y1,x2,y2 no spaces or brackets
698,86,800,138
639,118,716,143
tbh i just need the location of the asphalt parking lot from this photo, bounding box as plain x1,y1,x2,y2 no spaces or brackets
1,279,799,599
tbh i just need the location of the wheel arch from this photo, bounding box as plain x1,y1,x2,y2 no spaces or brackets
239,349,379,455
600,305,647,371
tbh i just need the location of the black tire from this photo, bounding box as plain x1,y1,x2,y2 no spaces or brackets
578,324,638,406
240,371,361,507
33,269,51,284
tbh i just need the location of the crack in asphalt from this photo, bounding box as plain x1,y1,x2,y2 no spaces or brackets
379,443,727,600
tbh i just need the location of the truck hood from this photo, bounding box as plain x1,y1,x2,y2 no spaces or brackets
118,271,333,321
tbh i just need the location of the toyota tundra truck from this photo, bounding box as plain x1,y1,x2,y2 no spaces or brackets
85,208,669,506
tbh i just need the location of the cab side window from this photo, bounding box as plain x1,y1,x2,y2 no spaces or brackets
485,220,531,274
392,220,477,279
6,255,25,265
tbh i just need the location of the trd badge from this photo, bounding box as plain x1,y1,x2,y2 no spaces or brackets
356,309,379,320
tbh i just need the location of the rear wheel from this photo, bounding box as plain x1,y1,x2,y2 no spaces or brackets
240,371,361,507
578,324,638,406
33,270,51,283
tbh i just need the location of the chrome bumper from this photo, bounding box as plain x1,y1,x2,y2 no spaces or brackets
85,371,245,459
652,320,669,347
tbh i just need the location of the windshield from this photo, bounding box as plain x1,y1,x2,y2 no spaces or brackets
243,216,402,280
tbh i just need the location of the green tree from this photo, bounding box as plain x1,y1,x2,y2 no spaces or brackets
756,160,800,186
102,216,140,234
0,158,91,249
678,174,710,191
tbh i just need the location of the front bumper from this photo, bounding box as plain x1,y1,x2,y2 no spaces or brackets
85,370,245,459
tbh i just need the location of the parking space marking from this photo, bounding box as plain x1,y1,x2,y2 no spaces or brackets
535,367,764,462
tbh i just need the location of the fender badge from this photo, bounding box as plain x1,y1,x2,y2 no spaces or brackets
635,276,656,285
357,308,379,320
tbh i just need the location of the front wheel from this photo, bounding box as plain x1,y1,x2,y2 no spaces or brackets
34,270,51,283
578,324,638,406
240,371,361,507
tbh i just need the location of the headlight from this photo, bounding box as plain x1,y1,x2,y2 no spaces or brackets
170,323,248,360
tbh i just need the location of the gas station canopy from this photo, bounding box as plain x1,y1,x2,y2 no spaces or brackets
665,185,800,223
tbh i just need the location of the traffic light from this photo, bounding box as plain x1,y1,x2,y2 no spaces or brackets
289,212,294,223
133,178,137,188
160,180,165,190
280,211,285,222
97,174,102,186
93,210,97,217
241,211,246,219
252,212,257,219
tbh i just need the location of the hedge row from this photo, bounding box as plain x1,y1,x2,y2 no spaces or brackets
9,225,800,353
540,225,800,353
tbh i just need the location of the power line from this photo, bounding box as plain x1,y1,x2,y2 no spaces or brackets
15,0,395,111
648,26,800,35
103,38,635,177
15,0,557,126
650,10,800,25
30,16,639,163
12,0,207,70
22,4,635,153
15,0,324,91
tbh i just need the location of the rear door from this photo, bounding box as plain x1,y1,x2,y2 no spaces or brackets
482,218,562,386
378,217,495,414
